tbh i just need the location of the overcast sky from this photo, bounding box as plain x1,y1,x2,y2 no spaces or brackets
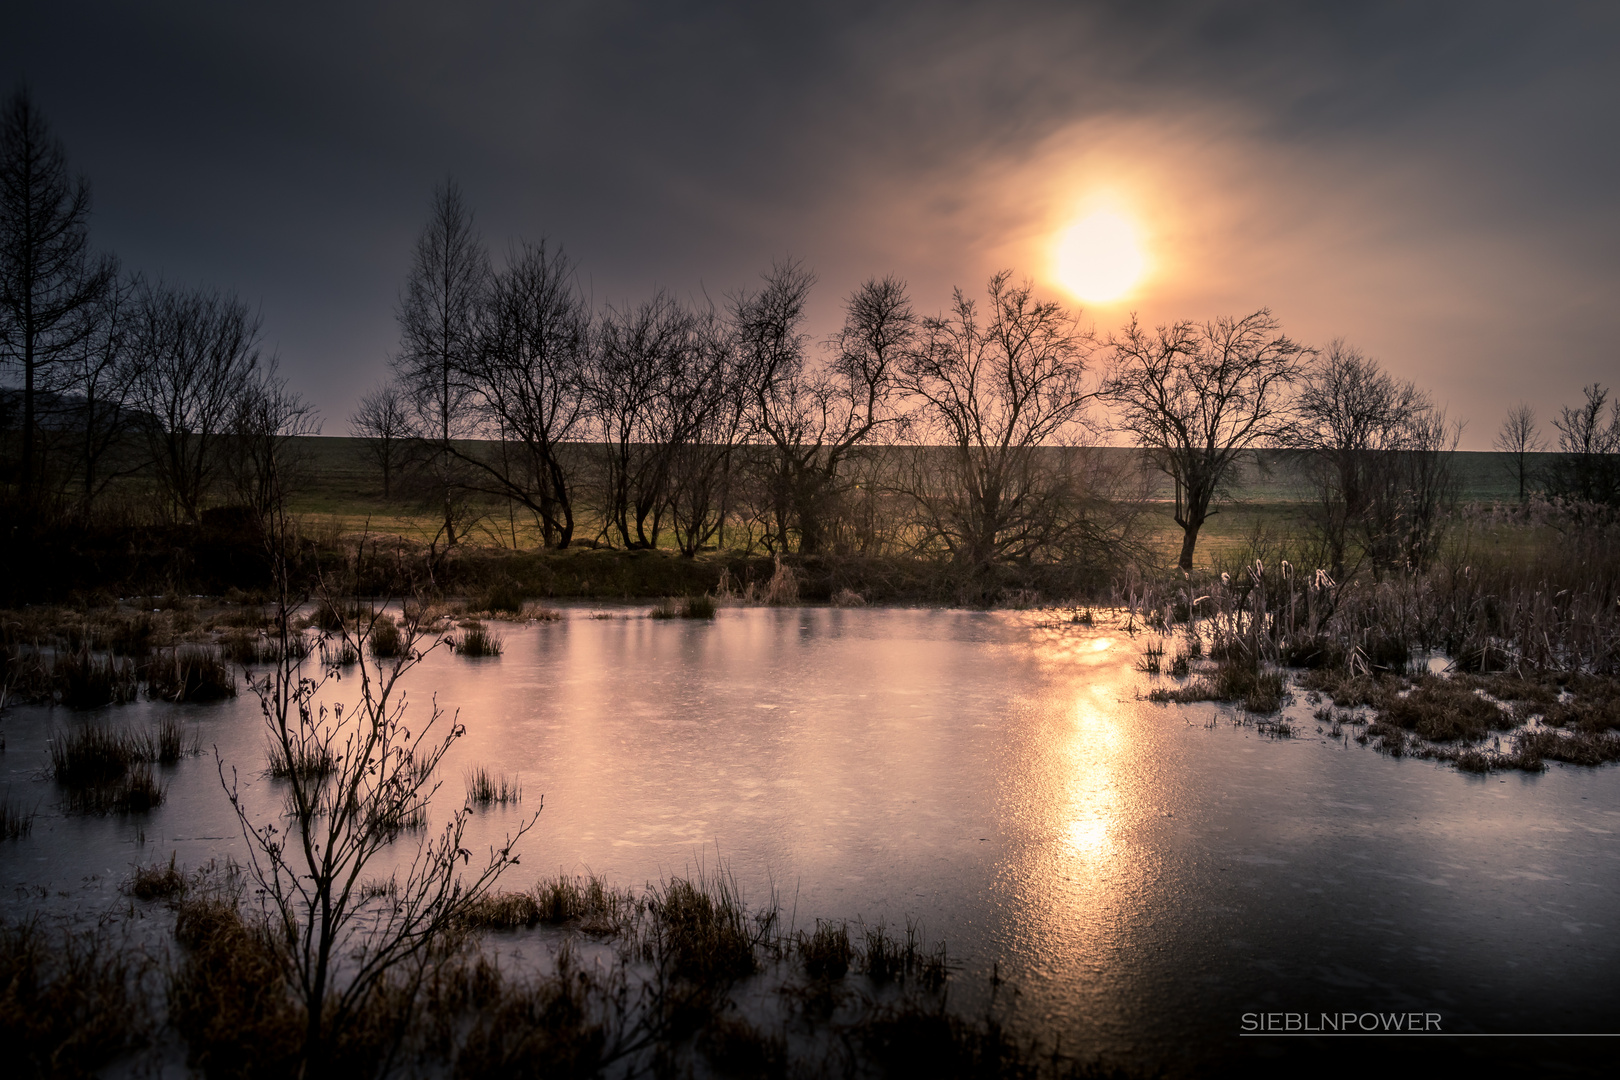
6,1,1616,447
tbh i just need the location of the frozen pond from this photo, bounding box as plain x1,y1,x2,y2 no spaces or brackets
2,605,1617,1074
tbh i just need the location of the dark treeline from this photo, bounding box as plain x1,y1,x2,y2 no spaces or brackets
4,89,1619,603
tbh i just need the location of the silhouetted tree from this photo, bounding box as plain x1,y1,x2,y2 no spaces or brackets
460,239,590,547
62,266,142,517
666,306,748,556
1296,340,1433,580
1545,383,1620,505
130,282,262,524
0,85,113,501
898,271,1100,574
1104,310,1308,572
393,179,489,547
348,382,409,500
1493,402,1543,503
225,363,321,524
588,290,697,549
734,264,912,553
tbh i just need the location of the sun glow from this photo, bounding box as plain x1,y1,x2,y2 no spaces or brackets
1053,209,1148,304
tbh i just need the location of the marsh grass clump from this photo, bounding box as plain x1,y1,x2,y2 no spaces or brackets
648,598,680,620
520,602,563,622
859,919,950,989
145,646,236,703
367,614,402,659
445,945,610,1080
799,920,853,980
126,853,186,901
647,872,758,985
0,919,152,1078
1297,667,1393,708
1148,658,1288,714
52,649,140,709
464,766,522,806
479,579,527,616
170,889,303,1078
1513,728,1620,767
1376,675,1515,742
680,594,717,619
0,794,35,840
698,1015,787,1080
49,724,137,788
318,637,360,667
308,597,369,633
532,875,636,933
460,891,543,930
1137,640,1164,675
454,623,504,657
266,737,336,780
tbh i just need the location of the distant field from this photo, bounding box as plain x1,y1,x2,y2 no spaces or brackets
284,437,1561,563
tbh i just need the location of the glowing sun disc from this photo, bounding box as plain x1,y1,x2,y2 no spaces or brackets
1055,211,1147,303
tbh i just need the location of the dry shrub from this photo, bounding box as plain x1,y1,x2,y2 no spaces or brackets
170,892,302,1079
0,920,151,1079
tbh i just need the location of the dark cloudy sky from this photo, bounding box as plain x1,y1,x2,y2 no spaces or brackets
6,1,1616,447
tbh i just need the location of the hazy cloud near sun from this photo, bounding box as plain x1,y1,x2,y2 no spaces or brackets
5,0,1616,444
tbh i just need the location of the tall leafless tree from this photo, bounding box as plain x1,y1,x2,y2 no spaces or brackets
459,239,590,547
0,85,113,502
666,305,748,556
130,282,263,525
733,263,912,553
898,271,1100,574
393,179,489,547
588,290,698,549
1295,340,1433,579
348,382,410,500
1493,402,1544,503
1104,310,1308,572
63,266,142,517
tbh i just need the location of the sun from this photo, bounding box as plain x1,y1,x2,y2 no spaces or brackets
1053,209,1148,304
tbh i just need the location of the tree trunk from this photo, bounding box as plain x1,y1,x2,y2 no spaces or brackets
1177,522,1201,572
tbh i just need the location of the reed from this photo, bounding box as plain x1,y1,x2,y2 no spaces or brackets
454,623,504,657
464,765,521,806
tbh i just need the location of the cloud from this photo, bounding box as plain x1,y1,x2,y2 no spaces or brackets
4,1,1615,443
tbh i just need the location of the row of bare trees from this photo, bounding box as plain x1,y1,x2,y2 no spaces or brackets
367,182,1157,573
0,87,319,529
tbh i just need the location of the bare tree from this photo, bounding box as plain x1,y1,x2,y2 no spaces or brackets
1357,405,1461,578
667,306,748,556
225,363,321,524
588,290,697,548
393,179,489,547
54,266,142,517
129,282,263,524
1295,340,1432,579
1104,310,1308,572
733,264,913,553
348,382,410,500
1545,383,1620,506
456,239,591,547
1493,402,1544,503
898,271,1101,574
0,85,113,501
226,521,538,1072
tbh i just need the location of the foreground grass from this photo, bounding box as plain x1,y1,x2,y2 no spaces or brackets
1,864,1127,1080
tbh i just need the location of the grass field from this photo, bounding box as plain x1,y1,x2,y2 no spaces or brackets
283,436,1561,567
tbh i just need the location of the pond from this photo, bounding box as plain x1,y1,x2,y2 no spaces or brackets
2,605,1616,1074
